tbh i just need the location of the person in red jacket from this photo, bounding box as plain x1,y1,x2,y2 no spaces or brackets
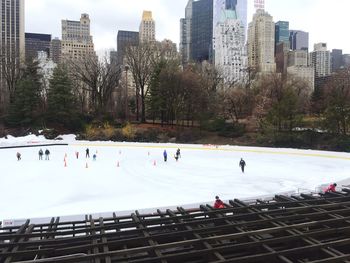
214,196,225,209
325,183,337,193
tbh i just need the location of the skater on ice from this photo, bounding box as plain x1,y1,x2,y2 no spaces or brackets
214,196,225,209
163,150,167,162
16,152,21,161
75,151,79,159
38,149,43,160
325,183,337,193
93,153,97,161
239,158,246,173
86,148,90,158
45,149,50,160
176,148,181,159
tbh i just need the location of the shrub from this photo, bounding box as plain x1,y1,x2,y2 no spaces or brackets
121,123,135,141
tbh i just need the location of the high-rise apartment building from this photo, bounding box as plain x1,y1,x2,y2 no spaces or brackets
191,0,213,62
247,9,276,73
139,11,155,43
25,33,51,61
61,13,96,61
289,30,309,51
331,49,343,72
214,4,247,84
117,30,139,65
0,0,25,108
50,38,61,64
275,21,289,46
309,43,331,78
180,0,193,64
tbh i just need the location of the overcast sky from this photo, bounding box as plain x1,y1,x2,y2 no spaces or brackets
25,0,350,54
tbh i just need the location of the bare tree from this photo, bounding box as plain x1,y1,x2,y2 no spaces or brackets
68,56,121,117
322,67,350,135
253,73,310,132
124,42,159,122
0,49,23,107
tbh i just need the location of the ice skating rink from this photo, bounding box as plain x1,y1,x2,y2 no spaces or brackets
1,135,350,220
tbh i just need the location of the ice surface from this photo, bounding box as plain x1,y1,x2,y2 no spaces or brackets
1,135,350,221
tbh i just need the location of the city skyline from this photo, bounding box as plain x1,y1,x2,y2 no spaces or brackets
25,0,350,54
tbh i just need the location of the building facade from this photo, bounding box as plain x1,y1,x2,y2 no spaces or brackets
275,42,289,74
213,0,248,37
139,11,155,43
61,13,96,61
157,39,178,61
191,0,213,62
331,49,343,72
289,30,309,51
309,43,331,78
0,0,25,108
214,8,247,84
247,9,276,73
180,0,193,64
50,38,61,64
287,49,314,93
275,21,289,46
117,30,139,66
25,33,51,61
343,54,350,68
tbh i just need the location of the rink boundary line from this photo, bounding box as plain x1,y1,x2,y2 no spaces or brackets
70,143,350,161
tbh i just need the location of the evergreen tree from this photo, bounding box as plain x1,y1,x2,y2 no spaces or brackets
46,66,78,129
7,59,43,126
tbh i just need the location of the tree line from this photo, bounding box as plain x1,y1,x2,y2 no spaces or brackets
1,42,350,139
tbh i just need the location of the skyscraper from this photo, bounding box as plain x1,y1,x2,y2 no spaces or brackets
61,13,96,61
139,11,155,43
214,2,247,84
275,21,289,45
180,0,193,64
0,0,25,109
289,30,309,51
50,38,62,64
117,30,139,65
248,9,276,73
25,33,51,61
213,0,248,35
331,49,343,72
191,0,213,62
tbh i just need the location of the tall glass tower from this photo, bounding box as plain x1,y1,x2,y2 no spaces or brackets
191,0,213,62
275,21,290,45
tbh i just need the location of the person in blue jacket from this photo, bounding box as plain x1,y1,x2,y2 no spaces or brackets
163,150,167,162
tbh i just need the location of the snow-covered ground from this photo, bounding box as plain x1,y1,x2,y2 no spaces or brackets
1,135,350,223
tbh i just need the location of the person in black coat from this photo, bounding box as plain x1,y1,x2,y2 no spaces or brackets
239,158,246,173
45,149,50,160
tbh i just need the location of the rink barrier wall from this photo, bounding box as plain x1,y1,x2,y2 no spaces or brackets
0,143,68,149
